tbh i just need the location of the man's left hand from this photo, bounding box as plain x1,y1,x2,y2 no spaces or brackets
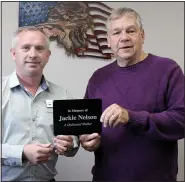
53,135,74,155
100,104,129,128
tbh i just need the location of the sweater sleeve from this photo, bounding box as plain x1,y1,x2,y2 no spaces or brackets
125,66,185,141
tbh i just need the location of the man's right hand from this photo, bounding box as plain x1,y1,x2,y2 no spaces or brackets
23,143,53,164
80,133,101,152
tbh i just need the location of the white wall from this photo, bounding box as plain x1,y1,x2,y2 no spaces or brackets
2,2,184,181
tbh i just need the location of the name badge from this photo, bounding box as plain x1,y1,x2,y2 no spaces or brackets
46,100,53,108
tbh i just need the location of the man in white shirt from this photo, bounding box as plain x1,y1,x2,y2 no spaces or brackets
2,26,79,181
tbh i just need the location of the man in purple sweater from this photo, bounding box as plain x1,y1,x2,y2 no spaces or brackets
79,7,184,181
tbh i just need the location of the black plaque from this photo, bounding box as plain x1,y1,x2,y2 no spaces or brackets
53,99,102,135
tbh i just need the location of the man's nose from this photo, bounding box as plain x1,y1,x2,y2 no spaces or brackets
119,31,130,42
29,47,38,59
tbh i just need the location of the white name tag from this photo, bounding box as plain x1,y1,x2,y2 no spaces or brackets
46,100,53,108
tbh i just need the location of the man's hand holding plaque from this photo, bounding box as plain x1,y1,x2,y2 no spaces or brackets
79,133,101,152
53,135,74,155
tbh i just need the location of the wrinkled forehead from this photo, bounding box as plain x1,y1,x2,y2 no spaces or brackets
16,30,48,46
110,14,139,29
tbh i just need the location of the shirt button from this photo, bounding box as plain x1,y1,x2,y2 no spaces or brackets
32,118,35,122
32,137,35,140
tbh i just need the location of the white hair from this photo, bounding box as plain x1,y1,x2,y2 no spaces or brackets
106,7,143,31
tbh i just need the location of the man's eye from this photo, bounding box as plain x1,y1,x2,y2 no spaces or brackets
128,30,136,34
22,46,29,50
36,46,45,51
113,32,120,35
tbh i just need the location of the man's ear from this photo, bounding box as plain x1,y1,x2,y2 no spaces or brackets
141,29,145,44
47,50,51,59
45,50,51,63
10,48,16,61
107,33,111,48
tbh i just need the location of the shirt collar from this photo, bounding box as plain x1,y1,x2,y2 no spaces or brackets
9,71,51,91
9,71,20,88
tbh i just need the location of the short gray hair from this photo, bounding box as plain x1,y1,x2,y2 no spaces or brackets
106,7,143,31
12,26,50,49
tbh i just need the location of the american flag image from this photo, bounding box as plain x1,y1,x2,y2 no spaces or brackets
19,2,113,59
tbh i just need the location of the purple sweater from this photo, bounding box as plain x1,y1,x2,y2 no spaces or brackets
85,54,184,181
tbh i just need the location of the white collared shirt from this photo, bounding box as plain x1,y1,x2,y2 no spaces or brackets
2,71,79,181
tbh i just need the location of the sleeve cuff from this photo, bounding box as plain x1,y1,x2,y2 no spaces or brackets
124,110,149,132
72,135,79,148
7,145,25,166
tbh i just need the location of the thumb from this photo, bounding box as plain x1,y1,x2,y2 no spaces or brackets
79,134,88,142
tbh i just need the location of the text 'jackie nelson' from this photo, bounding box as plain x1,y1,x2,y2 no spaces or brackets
58,115,98,122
